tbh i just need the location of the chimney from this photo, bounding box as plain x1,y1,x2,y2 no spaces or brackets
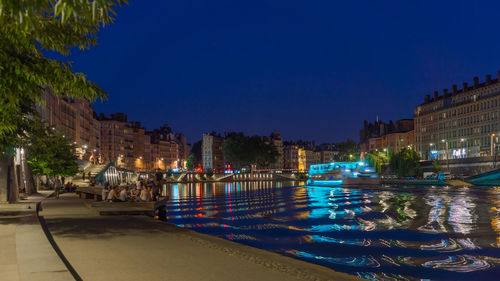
424,95,430,103
443,89,448,96
452,84,457,94
486,74,492,84
498,70,500,80
433,91,439,99
473,76,479,88
462,82,468,91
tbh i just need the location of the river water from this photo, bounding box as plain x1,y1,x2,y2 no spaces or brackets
164,181,500,280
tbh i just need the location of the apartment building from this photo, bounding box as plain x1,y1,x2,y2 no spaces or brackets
415,72,500,160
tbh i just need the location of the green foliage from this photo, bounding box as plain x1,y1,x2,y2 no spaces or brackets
0,0,126,151
190,140,202,165
389,147,422,177
186,154,195,170
222,134,278,169
205,170,214,177
365,151,389,174
26,120,78,177
335,139,359,161
431,160,440,173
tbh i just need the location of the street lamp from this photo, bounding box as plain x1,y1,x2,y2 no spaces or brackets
429,143,434,161
460,138,466,159
441,139,449,171
492,133,498,168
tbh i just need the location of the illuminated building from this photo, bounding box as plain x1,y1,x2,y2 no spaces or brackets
38,87,101,161
415,72,500,160
298,148,306,172
360,119,414,159
305,150,321,169
147,124,189,169
149,139,179,171
98,113,155,171
202,132,224,171
283,145,299,170
98,113,137,170
284,143,317,171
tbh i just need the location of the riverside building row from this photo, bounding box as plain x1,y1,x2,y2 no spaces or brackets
39,89,189,172
202,132,338,172
414,72,500,160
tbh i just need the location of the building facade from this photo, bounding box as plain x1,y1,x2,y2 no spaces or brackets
150,139,178,171
202,133,224,171
320,150,339,163
305,150,321,169
39,88,101,161
360,119,414,159
415,73,500,160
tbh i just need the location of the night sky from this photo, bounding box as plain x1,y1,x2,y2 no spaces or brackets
58,0,500,144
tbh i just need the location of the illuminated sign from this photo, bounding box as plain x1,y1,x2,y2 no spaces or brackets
430,150,439,160
452,148,467,158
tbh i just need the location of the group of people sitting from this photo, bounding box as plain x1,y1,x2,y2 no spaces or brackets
102,180,162,202
63,182,78,193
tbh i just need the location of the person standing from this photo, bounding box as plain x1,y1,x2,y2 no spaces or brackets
54,177,62,199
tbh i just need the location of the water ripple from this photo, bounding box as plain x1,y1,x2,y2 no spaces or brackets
165,181,500,280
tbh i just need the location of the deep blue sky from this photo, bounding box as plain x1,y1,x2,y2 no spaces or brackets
60,0,500,144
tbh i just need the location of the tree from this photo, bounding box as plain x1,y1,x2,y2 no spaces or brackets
365,151,389,174
190,140,202,166
0,0,126,151
222,134,278,169
0,0,125,201
26,120,78,179
186,154,196,171
222,134,253,168
335,139,359,161
389,147,422,177
432,160,441,174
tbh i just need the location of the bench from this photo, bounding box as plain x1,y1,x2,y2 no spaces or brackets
87,197,169,217
75,186,104,201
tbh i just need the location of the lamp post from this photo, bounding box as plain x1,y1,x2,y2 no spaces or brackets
441,139,449,171
383,148,389,162
492,133,498,168
460,138,466,159
429,143,434,160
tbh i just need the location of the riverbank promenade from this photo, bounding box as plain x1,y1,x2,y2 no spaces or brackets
31,193,361,281
0,191,73,281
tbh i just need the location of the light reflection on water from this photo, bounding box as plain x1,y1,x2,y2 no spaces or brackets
165,181,500,280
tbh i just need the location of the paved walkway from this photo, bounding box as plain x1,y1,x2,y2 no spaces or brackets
0,191,73,281
40,193,362,281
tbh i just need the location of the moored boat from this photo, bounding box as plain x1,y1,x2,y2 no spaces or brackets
307,162,380,186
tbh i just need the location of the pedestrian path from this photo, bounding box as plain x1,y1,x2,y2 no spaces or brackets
40,193,362,281
0,192,73,281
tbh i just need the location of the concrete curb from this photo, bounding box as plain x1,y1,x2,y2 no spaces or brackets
36,200,82,281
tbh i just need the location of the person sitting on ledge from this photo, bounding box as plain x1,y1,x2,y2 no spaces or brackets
130,185,141,201
102,185,110,201
119,186,129,202
139,185,151,202
107,185,121,202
